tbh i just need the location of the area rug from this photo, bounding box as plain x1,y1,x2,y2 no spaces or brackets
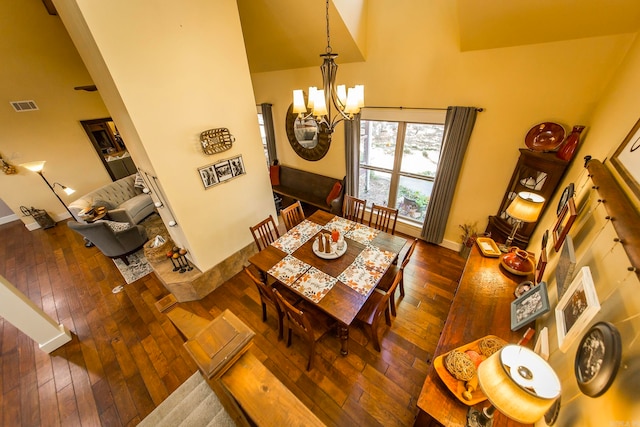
113,249,154,284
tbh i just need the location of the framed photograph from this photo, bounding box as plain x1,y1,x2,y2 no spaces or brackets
555,235,576,299
511,281,550,331
198,155,246,189
553,197,577,252
555,266,601,352
610,117,640,200
574,322,621,398
198,165,218,189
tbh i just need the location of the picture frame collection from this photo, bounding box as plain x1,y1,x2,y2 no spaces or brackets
198,154,246,189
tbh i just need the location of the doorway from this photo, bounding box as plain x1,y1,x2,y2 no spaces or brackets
81,118,137,181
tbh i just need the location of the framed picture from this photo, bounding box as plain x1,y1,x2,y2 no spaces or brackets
198,165,218,189
610,117,640,200
536,230,549,284
511,281,550,331
198,155,246,189
574,322,622,397
555,266,601,352
555,235,576,299
553,197,577,252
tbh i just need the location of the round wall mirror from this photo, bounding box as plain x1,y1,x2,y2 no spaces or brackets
285,104,331,161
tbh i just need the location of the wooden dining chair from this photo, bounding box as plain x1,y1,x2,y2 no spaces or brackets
369,204,399,235
280,201,305,231
376,237,418,316
355,269,403,352
342,194,367,223
272,288,332,370
244,267,300,341
250,214,281,251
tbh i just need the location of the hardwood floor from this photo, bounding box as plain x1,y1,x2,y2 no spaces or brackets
0,218,464,427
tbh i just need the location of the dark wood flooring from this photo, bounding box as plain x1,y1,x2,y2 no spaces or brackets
0,218,465,427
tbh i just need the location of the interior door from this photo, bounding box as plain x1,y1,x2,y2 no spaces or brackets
81,118,137,181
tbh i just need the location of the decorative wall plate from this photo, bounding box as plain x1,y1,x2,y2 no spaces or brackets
574,322,622,397
525,122,566,152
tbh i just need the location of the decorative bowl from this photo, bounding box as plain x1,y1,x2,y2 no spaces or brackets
501,248,535,276
525,122,565,152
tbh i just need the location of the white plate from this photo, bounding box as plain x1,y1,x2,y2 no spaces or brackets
312,239,347,259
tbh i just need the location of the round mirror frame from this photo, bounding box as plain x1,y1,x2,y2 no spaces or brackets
285,104,331,161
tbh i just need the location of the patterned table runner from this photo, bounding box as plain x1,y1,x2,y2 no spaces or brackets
267,255,311,286
337,246,396,295
344,223,380,245
323,216,357,236
271,220,323,254
290,267,338,303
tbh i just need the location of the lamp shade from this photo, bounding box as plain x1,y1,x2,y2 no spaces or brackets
20,160,46,173
506,191,545,223
477,345,560,424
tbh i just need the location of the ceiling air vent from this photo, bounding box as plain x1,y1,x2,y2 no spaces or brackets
10,100,39,112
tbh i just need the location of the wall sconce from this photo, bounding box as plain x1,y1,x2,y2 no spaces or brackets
468,345,561,427
499,191,545,252
20,160,76,220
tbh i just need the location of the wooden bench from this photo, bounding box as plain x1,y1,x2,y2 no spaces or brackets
271,165,345,214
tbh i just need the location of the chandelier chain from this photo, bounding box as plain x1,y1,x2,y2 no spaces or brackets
325,0,332,54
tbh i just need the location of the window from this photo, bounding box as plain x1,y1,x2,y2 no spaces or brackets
257,110,269,166
358,109,445,223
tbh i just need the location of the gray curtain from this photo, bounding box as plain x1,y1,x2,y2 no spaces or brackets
260,103,277,164
344,114,361,196
421,106,478,244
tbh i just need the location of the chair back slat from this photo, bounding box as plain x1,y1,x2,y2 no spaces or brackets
250,215,280,251
401,238,419,269
369,204,399,234
342,195,367,223
280,201,305,231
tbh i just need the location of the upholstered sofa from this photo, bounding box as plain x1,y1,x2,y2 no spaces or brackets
68,174,155,225
68,221,148,265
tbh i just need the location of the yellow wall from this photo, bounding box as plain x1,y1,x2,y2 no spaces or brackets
531,34,640,426
0,0,112,225
54,0,276,271
251,1,635,246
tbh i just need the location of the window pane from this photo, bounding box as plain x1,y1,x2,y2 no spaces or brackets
359,169,391,207
397,175,433,222
401,123,444,177
360,121,398,170
257,113,269,165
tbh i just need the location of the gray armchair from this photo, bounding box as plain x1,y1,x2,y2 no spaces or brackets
68,221,148,265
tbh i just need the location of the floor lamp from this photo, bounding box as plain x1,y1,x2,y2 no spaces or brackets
21,160,76,220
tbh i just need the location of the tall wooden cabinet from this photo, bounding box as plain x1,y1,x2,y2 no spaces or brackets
486,149,569,248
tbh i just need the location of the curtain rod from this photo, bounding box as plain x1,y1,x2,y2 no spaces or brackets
364,106,484,112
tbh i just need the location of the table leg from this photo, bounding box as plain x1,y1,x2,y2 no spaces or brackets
338,323,349,356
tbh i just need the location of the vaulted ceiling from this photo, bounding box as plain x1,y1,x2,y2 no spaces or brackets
237,0,640,73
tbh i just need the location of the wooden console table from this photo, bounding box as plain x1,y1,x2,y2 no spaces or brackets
415,245,532,427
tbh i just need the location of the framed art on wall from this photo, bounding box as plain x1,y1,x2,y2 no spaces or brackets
610,117,640,200
555,266,600,352
198,155,246,189
511,281,550,331
574,322,622,398
555,235,577,299
553,197,577,252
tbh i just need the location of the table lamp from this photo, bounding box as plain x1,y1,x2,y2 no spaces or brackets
467,344,561,427
499,191,545,252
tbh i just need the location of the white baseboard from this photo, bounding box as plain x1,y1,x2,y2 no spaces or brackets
0,214,19,225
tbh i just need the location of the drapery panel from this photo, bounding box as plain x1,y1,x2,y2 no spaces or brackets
261,103,277,164
344,114,361,196
421,106,478,243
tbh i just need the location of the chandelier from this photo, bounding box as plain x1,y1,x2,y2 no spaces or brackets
292,0,364,134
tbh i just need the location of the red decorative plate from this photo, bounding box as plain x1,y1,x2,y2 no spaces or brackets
525,122,565,152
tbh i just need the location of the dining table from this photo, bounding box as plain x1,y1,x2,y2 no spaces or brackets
248,209,407,355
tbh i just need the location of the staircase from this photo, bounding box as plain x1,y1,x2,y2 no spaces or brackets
138,372,235,427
